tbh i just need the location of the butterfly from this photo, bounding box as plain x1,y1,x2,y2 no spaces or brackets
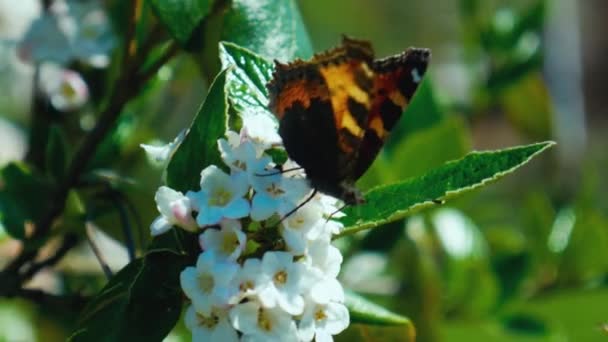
267,36,430,205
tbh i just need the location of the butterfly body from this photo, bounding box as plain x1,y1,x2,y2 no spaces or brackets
267,37,430,204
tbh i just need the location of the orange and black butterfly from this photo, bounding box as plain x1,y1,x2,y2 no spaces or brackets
267,36,430,205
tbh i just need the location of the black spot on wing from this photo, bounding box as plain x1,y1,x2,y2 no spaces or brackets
379,99,403,130
338,127,361,151
347,97,369,127
354,68,373,92
279,98,341,186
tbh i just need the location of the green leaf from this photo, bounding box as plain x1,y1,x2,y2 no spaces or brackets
0,163,52,240
219,42,278,129
166,68,229,192
149,0,213,47
338,141,555,237
220,42,278,131
221,0,313,61
45,124,68,183
68,250,192,342
346,291,412,326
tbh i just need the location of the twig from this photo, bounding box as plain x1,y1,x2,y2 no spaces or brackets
2,0,181,296
123,0,142,66
136,41,180,84
16,288,88,313
85,222,113,280
120,194,146,256
107,192,136,261
19,233,79,282
137,23,165,59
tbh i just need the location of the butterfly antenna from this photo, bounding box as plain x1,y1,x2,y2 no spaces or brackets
326,203,348,223
278,189,318,223
255,167,303,177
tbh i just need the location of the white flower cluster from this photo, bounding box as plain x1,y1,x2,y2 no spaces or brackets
149,124,350,341
18,0,115,67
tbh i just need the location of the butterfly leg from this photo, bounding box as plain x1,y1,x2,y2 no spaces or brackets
278,188,318,222
254,166,304,177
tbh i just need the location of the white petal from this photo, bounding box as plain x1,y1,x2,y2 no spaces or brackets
229,171,250,198
140,144,170,165
251,193,278,221
315,330,334,342
154,186,182,218
281,227,307,256
310,278,344,304
229,302,259,333
179,267,199,301
211,260,239,286
257,284,278,308
276,292,304,315
200,165,230,188
197,206,223,226
184,305,198,331
150,216,171,236
199,228,221,251
322,303,350,335
297,306,316,342
223,198,250,219
211,319,239,342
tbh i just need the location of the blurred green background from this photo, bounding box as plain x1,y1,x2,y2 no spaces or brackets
1,0,607,341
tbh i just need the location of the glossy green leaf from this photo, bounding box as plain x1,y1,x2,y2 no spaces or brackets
0,163,52,240
219,42,278,130
150,0,213,47
346,291,412,326
338,141,555,237
222,0,313,61
68,249,192,342
166,68,229,192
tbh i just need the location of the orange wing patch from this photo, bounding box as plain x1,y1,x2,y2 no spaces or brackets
318,60,374,153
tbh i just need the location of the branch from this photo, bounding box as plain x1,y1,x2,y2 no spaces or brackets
19,233,79,282
85,222,113,280
2,6,182,287
123,0,142,66
16,288,88,313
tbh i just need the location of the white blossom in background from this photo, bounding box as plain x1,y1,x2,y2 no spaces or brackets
17,14,71,64
141,129,187,167
149,118,350,341
39,64,89,111
17,0,114,67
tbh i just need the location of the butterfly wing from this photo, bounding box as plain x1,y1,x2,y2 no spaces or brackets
351,48,431,180
267,37,376,189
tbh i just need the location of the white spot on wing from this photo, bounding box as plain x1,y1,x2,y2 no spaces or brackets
411,68,422,83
